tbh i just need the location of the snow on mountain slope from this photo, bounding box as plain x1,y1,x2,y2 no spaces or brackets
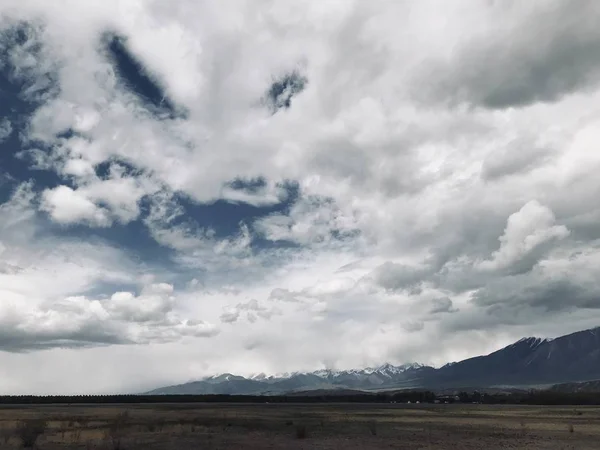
306,362,426,382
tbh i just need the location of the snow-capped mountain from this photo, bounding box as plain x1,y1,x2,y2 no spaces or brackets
145,362,433,395
144,326,600,395
308,362,426,383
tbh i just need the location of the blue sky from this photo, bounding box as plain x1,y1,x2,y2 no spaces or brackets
2,0,600,395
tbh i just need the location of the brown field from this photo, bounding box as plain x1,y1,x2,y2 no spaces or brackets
0,402,598,449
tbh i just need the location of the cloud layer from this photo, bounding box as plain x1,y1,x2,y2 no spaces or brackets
1,0,600,394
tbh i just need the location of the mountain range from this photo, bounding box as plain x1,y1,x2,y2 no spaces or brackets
145,326,600,395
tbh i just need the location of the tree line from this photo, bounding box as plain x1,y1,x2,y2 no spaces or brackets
0,390,597,405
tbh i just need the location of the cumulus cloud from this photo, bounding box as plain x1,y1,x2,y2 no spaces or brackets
41,185,112,226
0,282,218,352
1,0,600,394
219,309,240,324
478,200,570,274
106,283,175,323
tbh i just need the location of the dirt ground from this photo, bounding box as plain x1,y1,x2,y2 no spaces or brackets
0,402,598,449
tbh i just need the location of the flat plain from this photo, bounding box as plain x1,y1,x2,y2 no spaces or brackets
0,402,598,449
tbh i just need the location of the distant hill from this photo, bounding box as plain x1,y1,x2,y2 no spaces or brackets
425,327,600,388
550,380,600,393
145,326,600,395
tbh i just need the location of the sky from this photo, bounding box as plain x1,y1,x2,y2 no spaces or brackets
1,0,600,395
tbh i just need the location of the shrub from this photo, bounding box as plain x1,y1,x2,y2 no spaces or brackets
106,411,130,450
154,418,166,432
16,419,47,449
1,427,12,445
77,418,89,428
295,424,307,439
367,421,377,436
71,429,82,445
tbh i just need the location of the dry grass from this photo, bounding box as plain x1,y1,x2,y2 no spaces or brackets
0,403,598,449
16,418,47,448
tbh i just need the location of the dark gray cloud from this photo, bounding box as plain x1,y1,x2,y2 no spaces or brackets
402,321,424,333
219,310,239,324
419,1,600,108
0,321,129,353
481,141,555,181
369,261,430,293
429,297,457,314
473,272,600,313
440,303,559,333
0,284,219,353
0,317,218,352
269,288,302,303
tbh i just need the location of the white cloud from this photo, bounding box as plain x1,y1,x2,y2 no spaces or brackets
254,195,359,246
40,168,156,226
62,157,95,178
220,181,288,207
41,185,111,226
0,181,36,232
0,183,220,354
106,283,175,323
0,278,219,352
479,200,570,273
219,298,282,324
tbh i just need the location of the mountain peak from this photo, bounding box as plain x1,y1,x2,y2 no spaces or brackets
207,373,241,382
375,362,424,373
510,336,547,349
249,372,267,381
